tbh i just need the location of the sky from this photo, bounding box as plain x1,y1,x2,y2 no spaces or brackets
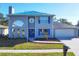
0,3,79,25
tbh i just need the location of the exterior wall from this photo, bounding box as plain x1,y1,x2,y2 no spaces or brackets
35,16,53,38
8,15,77,40
8,16,28,39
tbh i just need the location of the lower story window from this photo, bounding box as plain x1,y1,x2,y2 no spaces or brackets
38,29,50,35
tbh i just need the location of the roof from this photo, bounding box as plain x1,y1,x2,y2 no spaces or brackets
10,11,54,16
0,25,8,29
53,22,76,29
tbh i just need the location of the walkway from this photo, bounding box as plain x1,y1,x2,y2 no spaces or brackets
33,41,62,44
0,49,72,53
60,38,79,56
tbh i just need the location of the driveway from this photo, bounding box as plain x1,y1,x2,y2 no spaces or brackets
60,38,79,56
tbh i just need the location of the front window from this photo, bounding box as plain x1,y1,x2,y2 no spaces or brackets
38,29,50,35
12,20,25,38
12,28,15,33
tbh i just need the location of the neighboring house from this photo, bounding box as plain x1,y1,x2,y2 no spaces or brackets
0,13,3,21
8,6,78,41
0,25,8,36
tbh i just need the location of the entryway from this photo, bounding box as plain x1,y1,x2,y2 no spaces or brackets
28,29,35,38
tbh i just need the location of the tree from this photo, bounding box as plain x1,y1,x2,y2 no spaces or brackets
59,18,67,23
0,13,8,26
58,18,72,25
0,17,8,26
0,13,3,18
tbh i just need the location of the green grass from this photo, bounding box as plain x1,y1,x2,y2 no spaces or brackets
0,38,63,49
0,42,63,50
0,52,75,56
13,42,63,49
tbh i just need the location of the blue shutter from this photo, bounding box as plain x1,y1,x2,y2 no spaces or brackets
48,29,50,35
48,16,50,24
38,17,40,24
38,29,42,35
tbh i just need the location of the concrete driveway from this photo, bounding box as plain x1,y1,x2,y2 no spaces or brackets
60,38,79,56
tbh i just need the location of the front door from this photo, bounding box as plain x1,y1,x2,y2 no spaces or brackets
28,29,35,38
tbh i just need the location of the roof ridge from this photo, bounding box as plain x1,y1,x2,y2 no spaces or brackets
12,11,54,16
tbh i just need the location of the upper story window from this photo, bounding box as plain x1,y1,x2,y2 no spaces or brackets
28,16,35,24
38,16,50,24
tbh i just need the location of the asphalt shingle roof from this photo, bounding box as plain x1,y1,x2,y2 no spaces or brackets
53,22,76,29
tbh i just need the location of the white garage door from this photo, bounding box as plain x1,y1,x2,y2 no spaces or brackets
55,29,76,38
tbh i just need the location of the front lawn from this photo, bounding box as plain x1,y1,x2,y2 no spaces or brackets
0,42,63,50
0,52,75,56
13,42,63,49
0,38,63,50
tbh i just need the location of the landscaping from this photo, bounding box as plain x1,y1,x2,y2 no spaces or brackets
0,37,75,56
0,52,75,56
13,42,63,49
0,42,63,50
0,37,63,50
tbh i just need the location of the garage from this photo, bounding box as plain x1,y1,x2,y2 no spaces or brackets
55,28,76,38
53,22,77,39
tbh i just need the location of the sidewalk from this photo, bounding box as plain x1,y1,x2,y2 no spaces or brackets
0,49,72,53
33,41,62,44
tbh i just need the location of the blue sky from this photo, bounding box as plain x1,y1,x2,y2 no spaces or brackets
0,3,79,25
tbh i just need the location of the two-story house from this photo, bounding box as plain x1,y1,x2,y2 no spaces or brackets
8,7,54,41
8,6,78,41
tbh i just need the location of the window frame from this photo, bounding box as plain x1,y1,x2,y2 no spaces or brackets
38,16,49,24
38,29,50,35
